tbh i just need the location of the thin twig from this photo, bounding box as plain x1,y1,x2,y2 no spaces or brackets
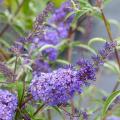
33,104,45,117
21,95,33,108
60,106,80,118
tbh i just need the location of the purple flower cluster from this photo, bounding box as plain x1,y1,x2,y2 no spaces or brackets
0,90,17,120
92,41,117,68
81,111,88,120
29,63,96,106
30,67,82,106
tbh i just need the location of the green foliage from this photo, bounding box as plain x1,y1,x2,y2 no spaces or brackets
102,90,120,118
16,81,24,103
50,0,66,7
72,41,97,54
88,38,106,47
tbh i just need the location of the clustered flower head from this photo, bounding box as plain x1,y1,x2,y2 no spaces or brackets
29,63,96,106
0,90,17,120
29,67,78,106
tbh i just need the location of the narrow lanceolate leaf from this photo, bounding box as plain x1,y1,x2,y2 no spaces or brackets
72,42,97,55
33,44,56,57
17,82,23,101
17,81,24,104
0,38,10,48
104,0,112,5
88,38,106,46
102,90,120,117
53,106,65,120
56,59,70,65
104,61,120,73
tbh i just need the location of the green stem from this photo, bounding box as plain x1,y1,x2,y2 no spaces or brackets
33,104,45,117
21,95,33,108
13,55,18,82
19,73,26,107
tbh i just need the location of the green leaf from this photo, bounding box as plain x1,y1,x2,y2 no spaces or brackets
102,90,120,117
12,24,25,36
22,0,30,14
56,59,70,65
33,44,56,57
26,104,35,116
38,45,56,52
53,106,65,120
88,38,106,46
72,42,97,55
0,38,10,48
16,81,24,103
103,0,112,5
50,0,66,7
104,61,120,73
109,19,120,30
0,12,8,23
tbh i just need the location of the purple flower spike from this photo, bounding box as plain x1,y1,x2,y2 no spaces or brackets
92,41,117,67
